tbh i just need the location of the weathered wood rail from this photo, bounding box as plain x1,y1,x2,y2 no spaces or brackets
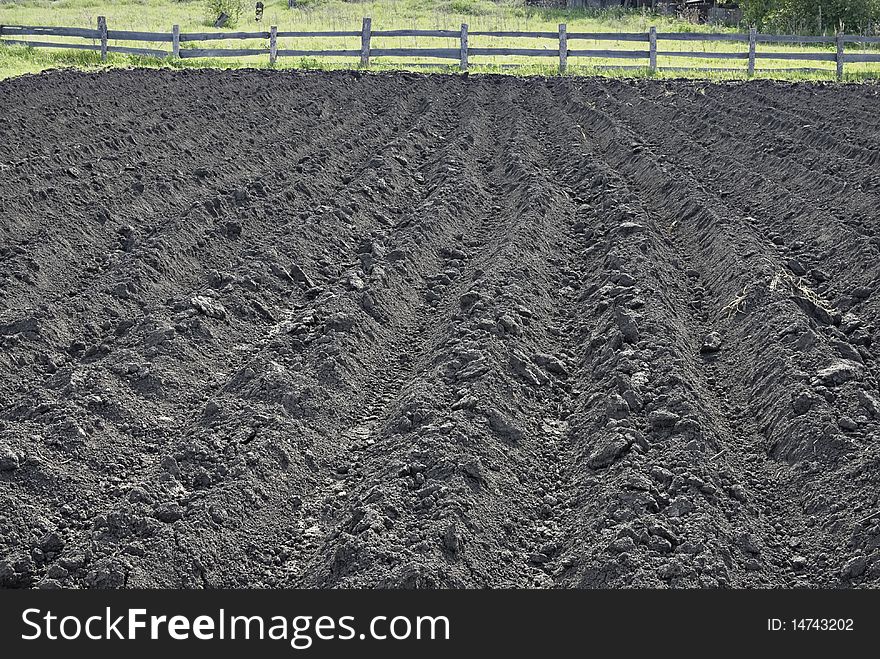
2,17,879,79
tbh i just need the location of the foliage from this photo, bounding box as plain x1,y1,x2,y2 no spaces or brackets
739,0,776,29
448,0,497,16
203,0,245,28
740,0,880,33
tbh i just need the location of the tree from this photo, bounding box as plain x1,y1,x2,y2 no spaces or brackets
739,0,880,33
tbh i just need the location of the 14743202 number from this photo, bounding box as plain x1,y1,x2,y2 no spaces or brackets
791,619,853,631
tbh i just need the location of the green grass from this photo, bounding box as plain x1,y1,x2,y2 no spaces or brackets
0,0,878,81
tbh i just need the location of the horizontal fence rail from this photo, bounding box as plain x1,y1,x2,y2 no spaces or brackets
1,18,879,79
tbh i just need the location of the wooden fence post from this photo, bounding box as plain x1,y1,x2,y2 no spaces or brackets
97,16,107,62
361,17,371,68
648,26,657,72
172,24,180,58
747,26,756,76
269,25,277,65
836,31,844,81
460,23,468,71
559,23,567,74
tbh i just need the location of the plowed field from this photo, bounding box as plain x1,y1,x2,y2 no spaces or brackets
2,70,880,588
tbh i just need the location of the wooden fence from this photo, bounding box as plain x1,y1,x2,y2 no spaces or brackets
2,17,880,79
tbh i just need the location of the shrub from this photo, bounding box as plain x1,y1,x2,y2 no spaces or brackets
203,0,245,28
448,0,497,16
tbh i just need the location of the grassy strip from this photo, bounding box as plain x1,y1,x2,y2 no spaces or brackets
1,0,878,81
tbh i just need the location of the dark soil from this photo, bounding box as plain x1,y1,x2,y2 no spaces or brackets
2,69,880,588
